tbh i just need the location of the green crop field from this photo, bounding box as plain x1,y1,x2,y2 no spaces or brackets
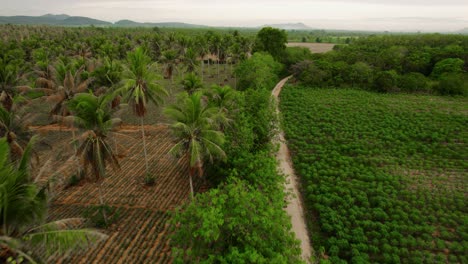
280,86,467,263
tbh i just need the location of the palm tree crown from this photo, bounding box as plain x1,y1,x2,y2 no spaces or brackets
164,92,226,197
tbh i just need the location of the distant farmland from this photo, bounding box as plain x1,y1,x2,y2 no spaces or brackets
287,42,335,53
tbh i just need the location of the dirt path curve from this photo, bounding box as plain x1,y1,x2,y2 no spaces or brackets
272,76,313,262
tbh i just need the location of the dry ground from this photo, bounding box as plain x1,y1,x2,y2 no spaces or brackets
287,42,335,53
28,64,233,263
35,125,202,263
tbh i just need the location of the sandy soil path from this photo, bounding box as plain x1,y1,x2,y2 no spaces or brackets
272,76,313,262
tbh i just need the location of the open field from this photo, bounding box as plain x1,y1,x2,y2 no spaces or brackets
26,64,236,263
287,42,335,53
34,125,203,263
280,87,467,263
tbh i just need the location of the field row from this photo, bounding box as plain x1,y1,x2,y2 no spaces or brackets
280,87,467,263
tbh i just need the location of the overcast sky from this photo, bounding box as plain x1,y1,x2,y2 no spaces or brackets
1,0,467,31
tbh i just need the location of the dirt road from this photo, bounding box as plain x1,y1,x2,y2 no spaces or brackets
272,76,312,262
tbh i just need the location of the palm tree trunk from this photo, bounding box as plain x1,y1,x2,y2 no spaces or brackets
217,50,220,78
189,171,194,199
201,60,204,82
71,125,82,177
140,117,149,176
98,181,108,224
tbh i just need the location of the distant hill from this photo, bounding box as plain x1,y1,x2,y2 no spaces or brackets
262,23,313,30
61,16,111,26
41,14,70,20
0,14,111,26
114,19,207,28
0,14,206,28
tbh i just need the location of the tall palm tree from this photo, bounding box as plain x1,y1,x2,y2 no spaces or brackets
0,137,107,264
160,49,178,83
117,47,168,179
182,47,199,74
66,93,121,222
164,92,226,198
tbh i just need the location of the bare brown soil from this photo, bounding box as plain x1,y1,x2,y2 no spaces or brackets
287,42,335,53
36,125,200,263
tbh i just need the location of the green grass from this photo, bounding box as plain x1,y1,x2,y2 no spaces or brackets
280,86,467,263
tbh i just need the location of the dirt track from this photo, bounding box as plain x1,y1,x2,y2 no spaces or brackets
272,77,312,262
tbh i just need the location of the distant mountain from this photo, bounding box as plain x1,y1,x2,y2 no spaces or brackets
114,19,207,28
0,14,110,26
61,16,111,26
41,14,70,20
0,14,207,28
262,23,313,30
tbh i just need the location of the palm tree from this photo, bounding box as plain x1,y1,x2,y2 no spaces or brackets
117,47,168,180
160,49,178,83
66,93,121,222
203,85,236,131
46,61,92,118
0,137,107,263
0,101,37,163
164,92,226,198
182,47,199,74
181,73,203,95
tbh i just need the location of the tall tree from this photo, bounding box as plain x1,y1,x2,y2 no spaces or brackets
164,92,226,198
117,47,168,180
0,137,107,263
66,93,122,222
253,27,288,61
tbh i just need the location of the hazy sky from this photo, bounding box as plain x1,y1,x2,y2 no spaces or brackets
1,0,467,31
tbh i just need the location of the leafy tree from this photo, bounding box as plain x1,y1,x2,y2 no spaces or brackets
431,58,464,79
373,70,399,93
436,73,467,96
235,53,282,91
171,178,303,263
0,137,106,263
164,92,226,198
117,47,168,180
399,72,429,93
253,27,288,60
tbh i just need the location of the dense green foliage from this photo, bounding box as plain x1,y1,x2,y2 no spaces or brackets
171,53,302,262
281,87,467,263
172,178,302,264
292,34,468,95
253,27,288,61
234,53,283,91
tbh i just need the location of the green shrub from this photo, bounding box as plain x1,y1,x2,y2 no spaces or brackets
436,73,467,96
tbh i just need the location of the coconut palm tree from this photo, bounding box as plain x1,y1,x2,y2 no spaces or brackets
181,73,203,95
195,36,209,81
164,92,226,198
117,47,168,180
0,137,107,264
160,49,178,83
66,93,121,222
45,61,92,118
182,47,199,74
0,101,37,163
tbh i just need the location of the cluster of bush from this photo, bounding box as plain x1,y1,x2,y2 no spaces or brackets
171,52,304,263
287,34,467,96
